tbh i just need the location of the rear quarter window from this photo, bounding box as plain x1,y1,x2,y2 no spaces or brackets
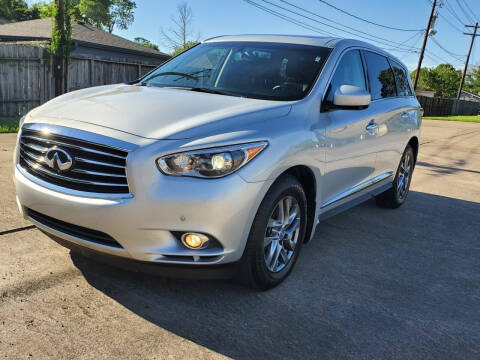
363,51,397,100
390,60,413,97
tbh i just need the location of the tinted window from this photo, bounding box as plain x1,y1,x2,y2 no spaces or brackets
327,50,366,102
364,51,396,100
142,42,331,101
390,60,413,96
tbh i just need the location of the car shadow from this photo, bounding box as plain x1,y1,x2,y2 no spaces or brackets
70,191,480,359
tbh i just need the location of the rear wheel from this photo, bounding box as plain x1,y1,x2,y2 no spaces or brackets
238,175,307,290
376,145,415,209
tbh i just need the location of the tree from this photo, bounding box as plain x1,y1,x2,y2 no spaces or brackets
410,64,461,97
29,0,136,33
31,1,55,18
465,66,480,95
410,68,431,92
75,0,135,33
134,37,159,51
0,0,40,21
50,0,73,96
425,64,461,97
171,41,199,56
161,2,199,55
106,0,136,32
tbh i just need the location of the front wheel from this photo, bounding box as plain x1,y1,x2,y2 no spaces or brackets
376,145,415,208
238,175,307,290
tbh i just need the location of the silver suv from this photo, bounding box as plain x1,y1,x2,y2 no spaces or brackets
14,35,421,289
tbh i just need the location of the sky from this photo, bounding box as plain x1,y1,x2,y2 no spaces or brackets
28,0,480,71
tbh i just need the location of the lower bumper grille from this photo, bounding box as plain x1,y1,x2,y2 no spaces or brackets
27,209,123,248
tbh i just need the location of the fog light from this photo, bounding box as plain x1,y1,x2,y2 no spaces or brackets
182,233,209,249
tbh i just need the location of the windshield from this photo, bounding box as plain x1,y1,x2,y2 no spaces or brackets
141,41,331,101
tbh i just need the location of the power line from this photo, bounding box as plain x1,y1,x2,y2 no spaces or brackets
438,11,464,33
425,48,464,65
279,0,421,47
423,0,464,32
458,22,479,98
389,31,425,51
461,0,480,22
316,0,424,32
456,0,476,24
444,0,467,26
414,0,438,89
243,0,460,68
260,0,422,51
242,0,340,37
430,37,466,60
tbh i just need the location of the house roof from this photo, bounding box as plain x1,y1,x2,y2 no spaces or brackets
0,18,169,58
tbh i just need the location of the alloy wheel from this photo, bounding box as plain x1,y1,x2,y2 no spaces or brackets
396,152,412,200
264,196,301,273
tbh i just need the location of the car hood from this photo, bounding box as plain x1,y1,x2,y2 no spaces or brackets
28,84,292,140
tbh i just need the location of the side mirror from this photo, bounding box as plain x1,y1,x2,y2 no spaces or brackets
333,85,371,109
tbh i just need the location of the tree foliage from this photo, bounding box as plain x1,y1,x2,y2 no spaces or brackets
50,0,72,59
161,2,199,55
32,1,55,18
171,41,199,57
0,0,40,21
27,0,136,32
72,0,136,33
465,66,480,95
410,64,461,97
50,0,73,95
134,37,159,51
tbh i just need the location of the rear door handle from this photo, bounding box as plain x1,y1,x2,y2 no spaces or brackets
401,112,410,119
366,120,378,134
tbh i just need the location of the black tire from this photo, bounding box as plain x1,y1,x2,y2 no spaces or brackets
375,145,415,209
237,175,307,290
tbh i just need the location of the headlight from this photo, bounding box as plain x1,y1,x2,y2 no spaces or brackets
156,141,268,178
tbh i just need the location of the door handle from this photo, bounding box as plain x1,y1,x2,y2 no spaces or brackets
401,112,410,119
366,121,378,134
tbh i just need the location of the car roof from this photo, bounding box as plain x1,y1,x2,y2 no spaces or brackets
204,34,406,70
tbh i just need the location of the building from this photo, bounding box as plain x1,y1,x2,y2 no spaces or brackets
0,17,169,64
0,18,170,117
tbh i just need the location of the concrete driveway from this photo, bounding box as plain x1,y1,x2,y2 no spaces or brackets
1,120,479,359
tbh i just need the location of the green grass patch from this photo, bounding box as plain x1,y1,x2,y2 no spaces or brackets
0,117,20,133
424,115,480,123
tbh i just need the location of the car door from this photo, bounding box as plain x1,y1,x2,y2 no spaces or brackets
320,49,378,207
362,52,415,178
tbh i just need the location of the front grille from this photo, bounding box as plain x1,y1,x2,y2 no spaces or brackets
27,208,123,248
19,128,130,194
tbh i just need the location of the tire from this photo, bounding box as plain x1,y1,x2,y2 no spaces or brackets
375,145,415,209
238,175,307,290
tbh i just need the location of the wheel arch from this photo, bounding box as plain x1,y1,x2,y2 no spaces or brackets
408,136,419,163
281,165,317,244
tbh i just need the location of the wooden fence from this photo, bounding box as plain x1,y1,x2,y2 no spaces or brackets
417,95,480,116
0,43,158,117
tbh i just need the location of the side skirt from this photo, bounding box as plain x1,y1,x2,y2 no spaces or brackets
318,182,392,222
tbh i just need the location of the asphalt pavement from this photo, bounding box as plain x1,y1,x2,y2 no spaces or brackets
1,120,479,359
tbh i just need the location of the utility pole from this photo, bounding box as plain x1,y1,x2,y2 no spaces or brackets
457,23,479,99
413,0,437,90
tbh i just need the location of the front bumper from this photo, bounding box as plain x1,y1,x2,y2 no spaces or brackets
15,164,272,266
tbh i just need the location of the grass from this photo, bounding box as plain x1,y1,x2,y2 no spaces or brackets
0,117,20,133
424,115,480,123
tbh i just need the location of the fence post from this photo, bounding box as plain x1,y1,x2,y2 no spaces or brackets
90,59,94,86
138,64,142,78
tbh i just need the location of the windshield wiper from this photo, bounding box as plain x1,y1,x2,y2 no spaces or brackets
190,87,244,97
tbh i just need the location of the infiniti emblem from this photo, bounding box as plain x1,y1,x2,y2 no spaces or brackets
44,147,74,172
